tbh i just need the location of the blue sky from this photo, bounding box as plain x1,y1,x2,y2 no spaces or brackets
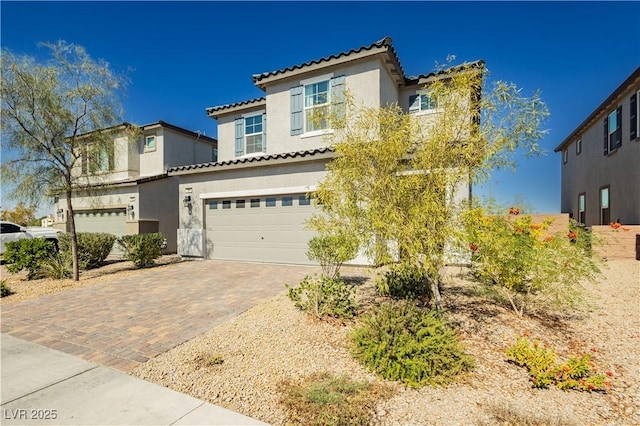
2,1,639,215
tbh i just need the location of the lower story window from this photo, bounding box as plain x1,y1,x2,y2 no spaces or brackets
578,193,585,224
600,186,610,225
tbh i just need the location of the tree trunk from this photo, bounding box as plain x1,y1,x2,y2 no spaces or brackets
66,188,80,281
431,276,443,311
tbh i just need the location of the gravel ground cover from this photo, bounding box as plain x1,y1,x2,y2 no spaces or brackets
131,259,639,425
0,254,182,304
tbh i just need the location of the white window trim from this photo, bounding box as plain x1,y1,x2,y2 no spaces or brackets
301,73,334,136
144,135,157,152
576,138,582,155
242,110,265,155
563,149,568,164
410,91,444,116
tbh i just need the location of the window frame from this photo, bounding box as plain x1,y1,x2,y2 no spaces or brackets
578,193,586,224
599,186,610,225
562,149,568,164
145,135,157,152
243,113,264,154
576,138,582,155
301,73,333,136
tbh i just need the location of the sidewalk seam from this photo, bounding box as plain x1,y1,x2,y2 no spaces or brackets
0,366,99,406
169,401,205,425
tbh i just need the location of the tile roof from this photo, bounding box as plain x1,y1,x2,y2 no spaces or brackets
252,36,405,86
205,97,266,117
168,147,334,174
404,59,486,85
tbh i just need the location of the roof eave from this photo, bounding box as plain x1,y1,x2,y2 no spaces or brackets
554,66,640,152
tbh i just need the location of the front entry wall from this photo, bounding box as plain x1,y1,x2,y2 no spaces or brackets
204,193,316,264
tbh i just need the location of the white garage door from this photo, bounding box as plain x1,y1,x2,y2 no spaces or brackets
205,194,317,264
74,209,127,236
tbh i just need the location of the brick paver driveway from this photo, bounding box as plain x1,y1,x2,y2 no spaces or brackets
1,260,320,372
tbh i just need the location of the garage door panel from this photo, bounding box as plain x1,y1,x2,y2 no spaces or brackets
205,194,317,264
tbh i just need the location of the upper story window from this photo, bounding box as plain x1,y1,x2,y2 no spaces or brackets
409,93,438,114
576,138,582,155
235,112,266,156
562,149,568,164
304,80,330,132
145,135,156,152
82,143,114,175
290,74,345,136
631,90,638,140
604,106,622,155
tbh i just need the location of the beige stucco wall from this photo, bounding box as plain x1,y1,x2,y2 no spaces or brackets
560,85,640,225
177,159,329,230
215,57,390,162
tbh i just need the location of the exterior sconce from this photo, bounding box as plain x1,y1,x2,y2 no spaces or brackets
183,195,192,207
56,208,64,220
127,205,134,213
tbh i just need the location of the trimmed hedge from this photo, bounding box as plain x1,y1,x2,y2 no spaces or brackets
59,232,116,270
117,233,165,268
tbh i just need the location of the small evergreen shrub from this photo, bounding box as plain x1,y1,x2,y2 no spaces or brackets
59,232,116,269
117,233,165,268
39,252,72,279
1,280,14,298
351,301,474,387
280,372,391,426
506,337,611,392
306,234,359,279
287,275,357,320
376,263,433,302
4,238,55,280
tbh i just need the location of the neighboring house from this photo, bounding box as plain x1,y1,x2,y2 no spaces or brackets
170,37,481,265
54,121,217,253
555,67,640,226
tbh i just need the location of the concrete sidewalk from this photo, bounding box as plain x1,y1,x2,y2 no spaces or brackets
0,334,267,425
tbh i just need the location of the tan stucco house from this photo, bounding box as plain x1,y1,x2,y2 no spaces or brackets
555,66,640,226
54,121,217,253
171,37,481,264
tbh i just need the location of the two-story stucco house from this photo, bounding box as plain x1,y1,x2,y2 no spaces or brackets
555,67,640,226
54,120,217,253
170,37,481,264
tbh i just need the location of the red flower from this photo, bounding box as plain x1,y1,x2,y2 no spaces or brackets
590,347,597,352
567,231,578,240
606,371,614,377
469,243,478,252
530,223,541,230
509,207,520,215
609,222,621,230
544,236,554,243
588,384,595,391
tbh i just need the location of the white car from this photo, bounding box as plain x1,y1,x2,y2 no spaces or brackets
0,221,62,256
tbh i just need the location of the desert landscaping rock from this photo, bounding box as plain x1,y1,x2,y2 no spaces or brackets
132,259,639,425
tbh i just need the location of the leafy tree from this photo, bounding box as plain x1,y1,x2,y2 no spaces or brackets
0,202,37,226
1,41,136,280
309,60,549,310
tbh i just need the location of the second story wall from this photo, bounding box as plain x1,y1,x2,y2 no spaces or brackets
215,57,395,162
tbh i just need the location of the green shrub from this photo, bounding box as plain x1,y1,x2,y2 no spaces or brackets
287,275,357,320
280,372,392,426
351,301,474,387
4,238,55,279
506,337,611,392
39,252,72,279
306,234,359,279
1,280,14,298
376,262,433,302
117,233,165,268
462,208,601,316
59,232,116,269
